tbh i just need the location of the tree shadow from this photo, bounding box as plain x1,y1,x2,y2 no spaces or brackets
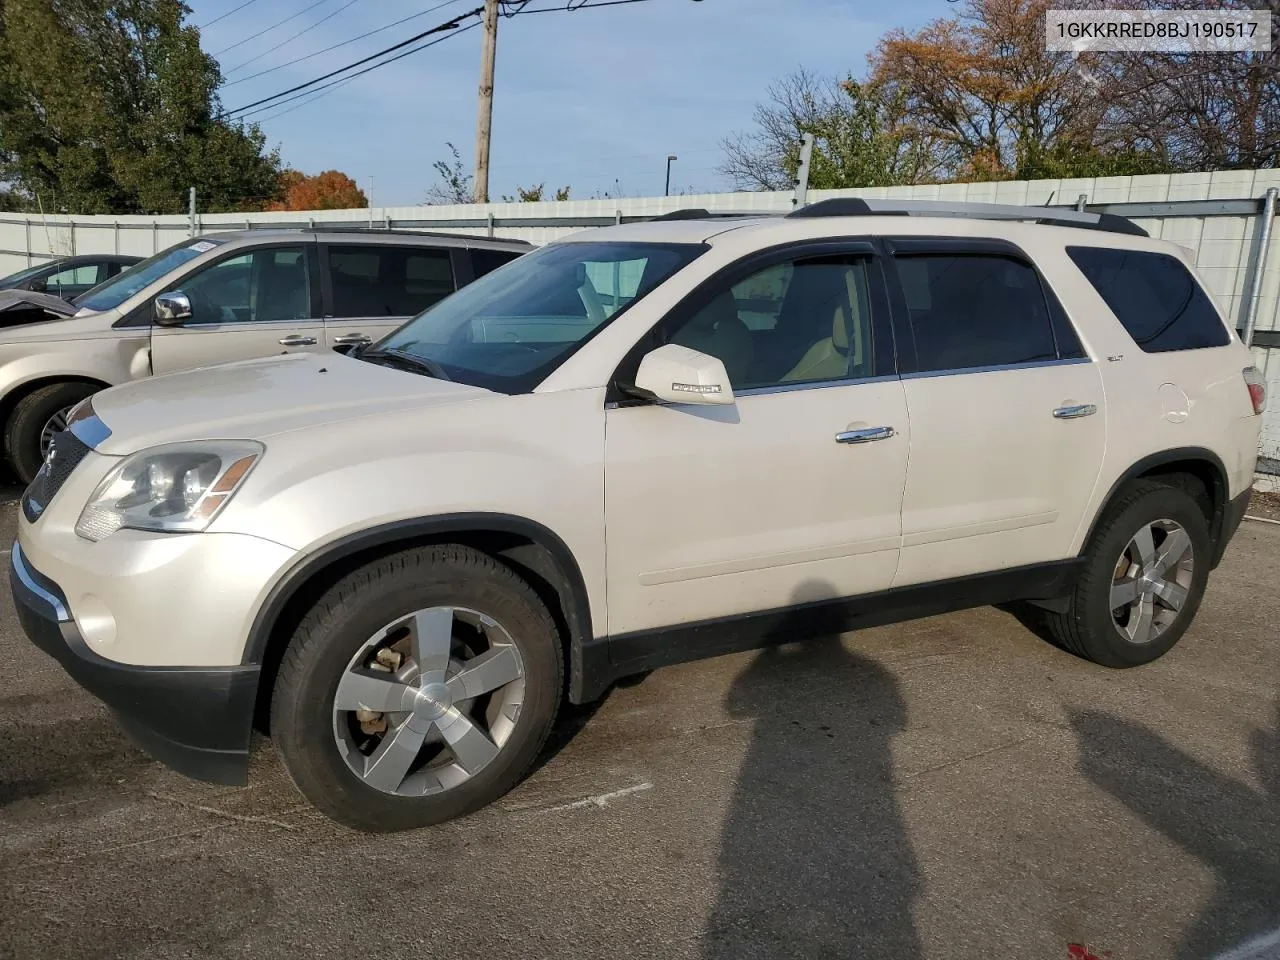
703,580,922,959
1070,704,1280,959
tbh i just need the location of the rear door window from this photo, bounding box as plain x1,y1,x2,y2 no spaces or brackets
1066,246,1229,353
892,254,1058,372
327,245,456,318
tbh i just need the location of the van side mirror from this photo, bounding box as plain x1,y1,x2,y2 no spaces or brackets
154,291,193,326
27,278,47,293
631,343,735,406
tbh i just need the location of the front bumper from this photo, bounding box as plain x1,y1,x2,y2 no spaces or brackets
11,541,259,785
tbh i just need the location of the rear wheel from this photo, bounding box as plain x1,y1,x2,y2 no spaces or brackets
4,381,98,484
271,544,563,832
1046,481,1211,667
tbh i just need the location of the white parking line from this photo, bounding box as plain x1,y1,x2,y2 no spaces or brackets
538,782,654,814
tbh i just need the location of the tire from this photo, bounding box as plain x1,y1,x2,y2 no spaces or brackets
5,382,98,484
271,544,564,832
1045,480,1211,668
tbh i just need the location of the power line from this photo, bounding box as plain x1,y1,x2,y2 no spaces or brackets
221,0,464,87
198,0,263,29
226,8,484,116
237,23,481,120
222,0,660,119
224,0,364,75
213,0,333,56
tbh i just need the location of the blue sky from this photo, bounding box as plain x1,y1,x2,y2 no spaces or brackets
192,0,956,206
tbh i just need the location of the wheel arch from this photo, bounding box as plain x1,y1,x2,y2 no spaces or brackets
0,373,111,433
1081,447,1230,566
244,513,598,733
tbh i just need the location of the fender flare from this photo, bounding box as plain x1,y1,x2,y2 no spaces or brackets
241,513,598,701
1080,446,1230,560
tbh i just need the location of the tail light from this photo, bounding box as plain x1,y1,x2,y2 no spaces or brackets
1243,366,1267,415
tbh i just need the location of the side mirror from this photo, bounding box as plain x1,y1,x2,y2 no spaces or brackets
27,278,47,293
154,291,193,326
631,343,735,406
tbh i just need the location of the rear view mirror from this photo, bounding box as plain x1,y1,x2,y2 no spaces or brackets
632,343,735,406
154,291,192,326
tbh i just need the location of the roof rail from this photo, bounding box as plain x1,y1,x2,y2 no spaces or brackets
786,198,1149,238
646,208,773,222
305,224,532,245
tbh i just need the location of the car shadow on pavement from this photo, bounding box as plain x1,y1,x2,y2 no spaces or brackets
1070,704,1280,959
703,580,923,960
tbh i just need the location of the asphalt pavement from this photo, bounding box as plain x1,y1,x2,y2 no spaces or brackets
2,490,1279,960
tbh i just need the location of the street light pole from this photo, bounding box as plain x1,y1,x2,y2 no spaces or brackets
665,155,677,196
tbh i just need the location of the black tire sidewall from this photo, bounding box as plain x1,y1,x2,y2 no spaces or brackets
273,551,563,832
6,383,97,484
1077,486,1212,667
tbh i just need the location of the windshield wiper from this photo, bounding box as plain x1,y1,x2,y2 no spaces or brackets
359,346,452,382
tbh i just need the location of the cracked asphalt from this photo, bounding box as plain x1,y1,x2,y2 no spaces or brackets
2,492,1279,960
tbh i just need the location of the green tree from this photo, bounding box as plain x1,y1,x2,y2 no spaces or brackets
720,69,948,191
425,142,473,204
0,0,280,214
501,183,572,202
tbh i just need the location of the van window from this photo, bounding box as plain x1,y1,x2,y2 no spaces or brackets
327,246,455,318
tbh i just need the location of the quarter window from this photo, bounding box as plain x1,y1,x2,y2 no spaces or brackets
1066,246,1229,353
327,246,455,318
893,255,1058,372
665,256,876,390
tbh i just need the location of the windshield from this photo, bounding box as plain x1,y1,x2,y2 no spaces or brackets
74,238,225,312
373,241,706,393
0,262,51,287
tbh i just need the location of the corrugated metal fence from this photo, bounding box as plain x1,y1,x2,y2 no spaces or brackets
2,169,1279,468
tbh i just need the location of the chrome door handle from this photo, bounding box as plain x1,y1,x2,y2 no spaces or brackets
278,335,317,346
835,426,896,444
1053,403,1097,419
333,333,372,345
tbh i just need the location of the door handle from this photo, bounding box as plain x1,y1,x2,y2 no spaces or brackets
835,426,896,444
1053,403,1097,419
333,333,372,345
278,335,318,346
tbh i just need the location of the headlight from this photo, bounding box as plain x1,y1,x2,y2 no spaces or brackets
75,440,263,541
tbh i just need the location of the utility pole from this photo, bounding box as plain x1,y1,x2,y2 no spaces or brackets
368,176,375,228
473,0,500,204
188,187,197,237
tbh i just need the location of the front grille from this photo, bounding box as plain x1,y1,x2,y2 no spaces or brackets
22,429,91,523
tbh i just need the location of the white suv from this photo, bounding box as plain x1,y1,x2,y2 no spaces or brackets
11,199,1266,831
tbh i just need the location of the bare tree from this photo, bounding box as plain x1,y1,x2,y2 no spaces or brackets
1088,0,1280,169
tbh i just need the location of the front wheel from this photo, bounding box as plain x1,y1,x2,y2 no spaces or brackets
271,545,564,832
5,382,98,484
1045,480,1211,667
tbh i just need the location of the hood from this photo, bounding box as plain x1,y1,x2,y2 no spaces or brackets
0,287,78,321
89,351,494,455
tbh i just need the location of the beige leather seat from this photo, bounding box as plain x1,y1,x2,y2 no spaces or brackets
781,266,865,382
670,290,754,385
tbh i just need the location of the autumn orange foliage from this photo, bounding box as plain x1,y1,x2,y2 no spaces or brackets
266,170,368,211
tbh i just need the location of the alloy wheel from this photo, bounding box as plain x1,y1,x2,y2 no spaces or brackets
39,406,74,458
1109,518,1195,645
332,606,525,796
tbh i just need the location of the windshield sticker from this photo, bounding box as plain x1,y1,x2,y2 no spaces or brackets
190,240,217,253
